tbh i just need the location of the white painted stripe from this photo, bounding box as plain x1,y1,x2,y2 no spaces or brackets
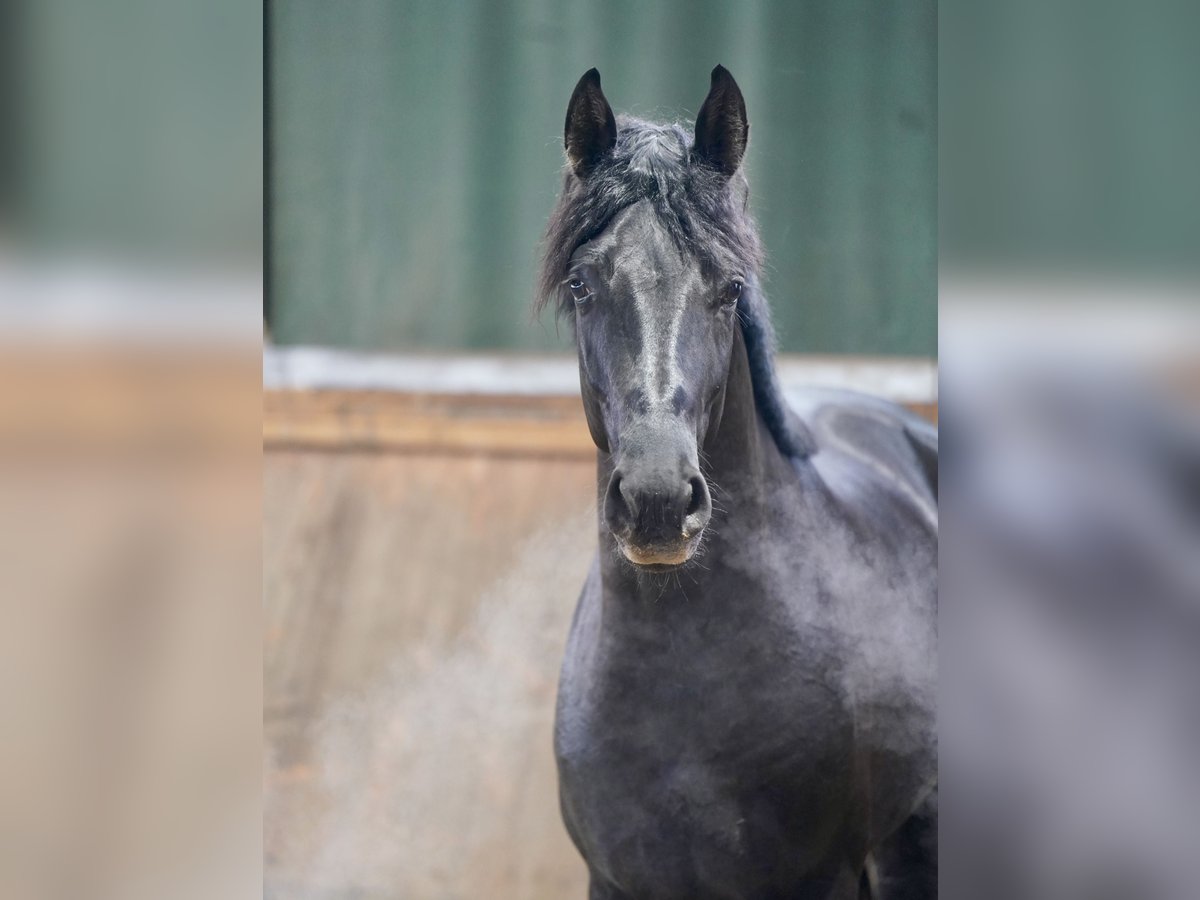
659,298,686,402
634,295,687,404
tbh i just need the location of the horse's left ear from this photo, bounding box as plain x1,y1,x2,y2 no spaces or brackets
694,65,749,176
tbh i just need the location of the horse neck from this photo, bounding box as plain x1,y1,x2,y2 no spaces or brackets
704,324,789,501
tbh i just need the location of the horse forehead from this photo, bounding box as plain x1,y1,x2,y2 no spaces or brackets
605,204,693,285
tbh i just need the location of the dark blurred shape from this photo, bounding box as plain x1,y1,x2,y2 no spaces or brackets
942,0,1199,894
941,355,1200,899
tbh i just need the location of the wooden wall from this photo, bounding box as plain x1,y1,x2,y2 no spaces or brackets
264,446,596,898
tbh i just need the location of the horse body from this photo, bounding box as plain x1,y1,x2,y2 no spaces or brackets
544,68,936,900
557,338,936,899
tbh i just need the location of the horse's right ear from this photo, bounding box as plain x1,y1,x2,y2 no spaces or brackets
564,68,617,177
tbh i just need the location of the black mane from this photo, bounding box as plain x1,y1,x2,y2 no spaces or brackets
538,115,812,459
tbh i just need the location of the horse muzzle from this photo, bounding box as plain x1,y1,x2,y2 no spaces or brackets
616,533,705,570
604,462,712,569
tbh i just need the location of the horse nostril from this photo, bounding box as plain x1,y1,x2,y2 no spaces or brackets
604,471,633,528
685,475,709,519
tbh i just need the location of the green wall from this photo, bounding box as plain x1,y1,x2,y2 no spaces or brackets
8,0,261,265
267,0,936,356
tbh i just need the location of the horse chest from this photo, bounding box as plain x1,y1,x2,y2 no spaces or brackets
561,756,777,897
556,630,855,897
558,727,853,898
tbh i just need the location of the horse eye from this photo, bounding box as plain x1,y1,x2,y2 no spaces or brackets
568,278,590,301
723,280,744,305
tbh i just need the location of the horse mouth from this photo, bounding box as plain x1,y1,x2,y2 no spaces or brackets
618,536,701,570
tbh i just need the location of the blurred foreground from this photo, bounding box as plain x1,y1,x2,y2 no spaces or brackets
940,282,1200,899
939,2,1200,893
0,297,261,899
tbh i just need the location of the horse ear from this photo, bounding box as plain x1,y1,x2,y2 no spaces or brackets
693,65,749,176
564,68,617,177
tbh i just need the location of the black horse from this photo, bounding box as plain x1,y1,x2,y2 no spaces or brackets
541,67,937,900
